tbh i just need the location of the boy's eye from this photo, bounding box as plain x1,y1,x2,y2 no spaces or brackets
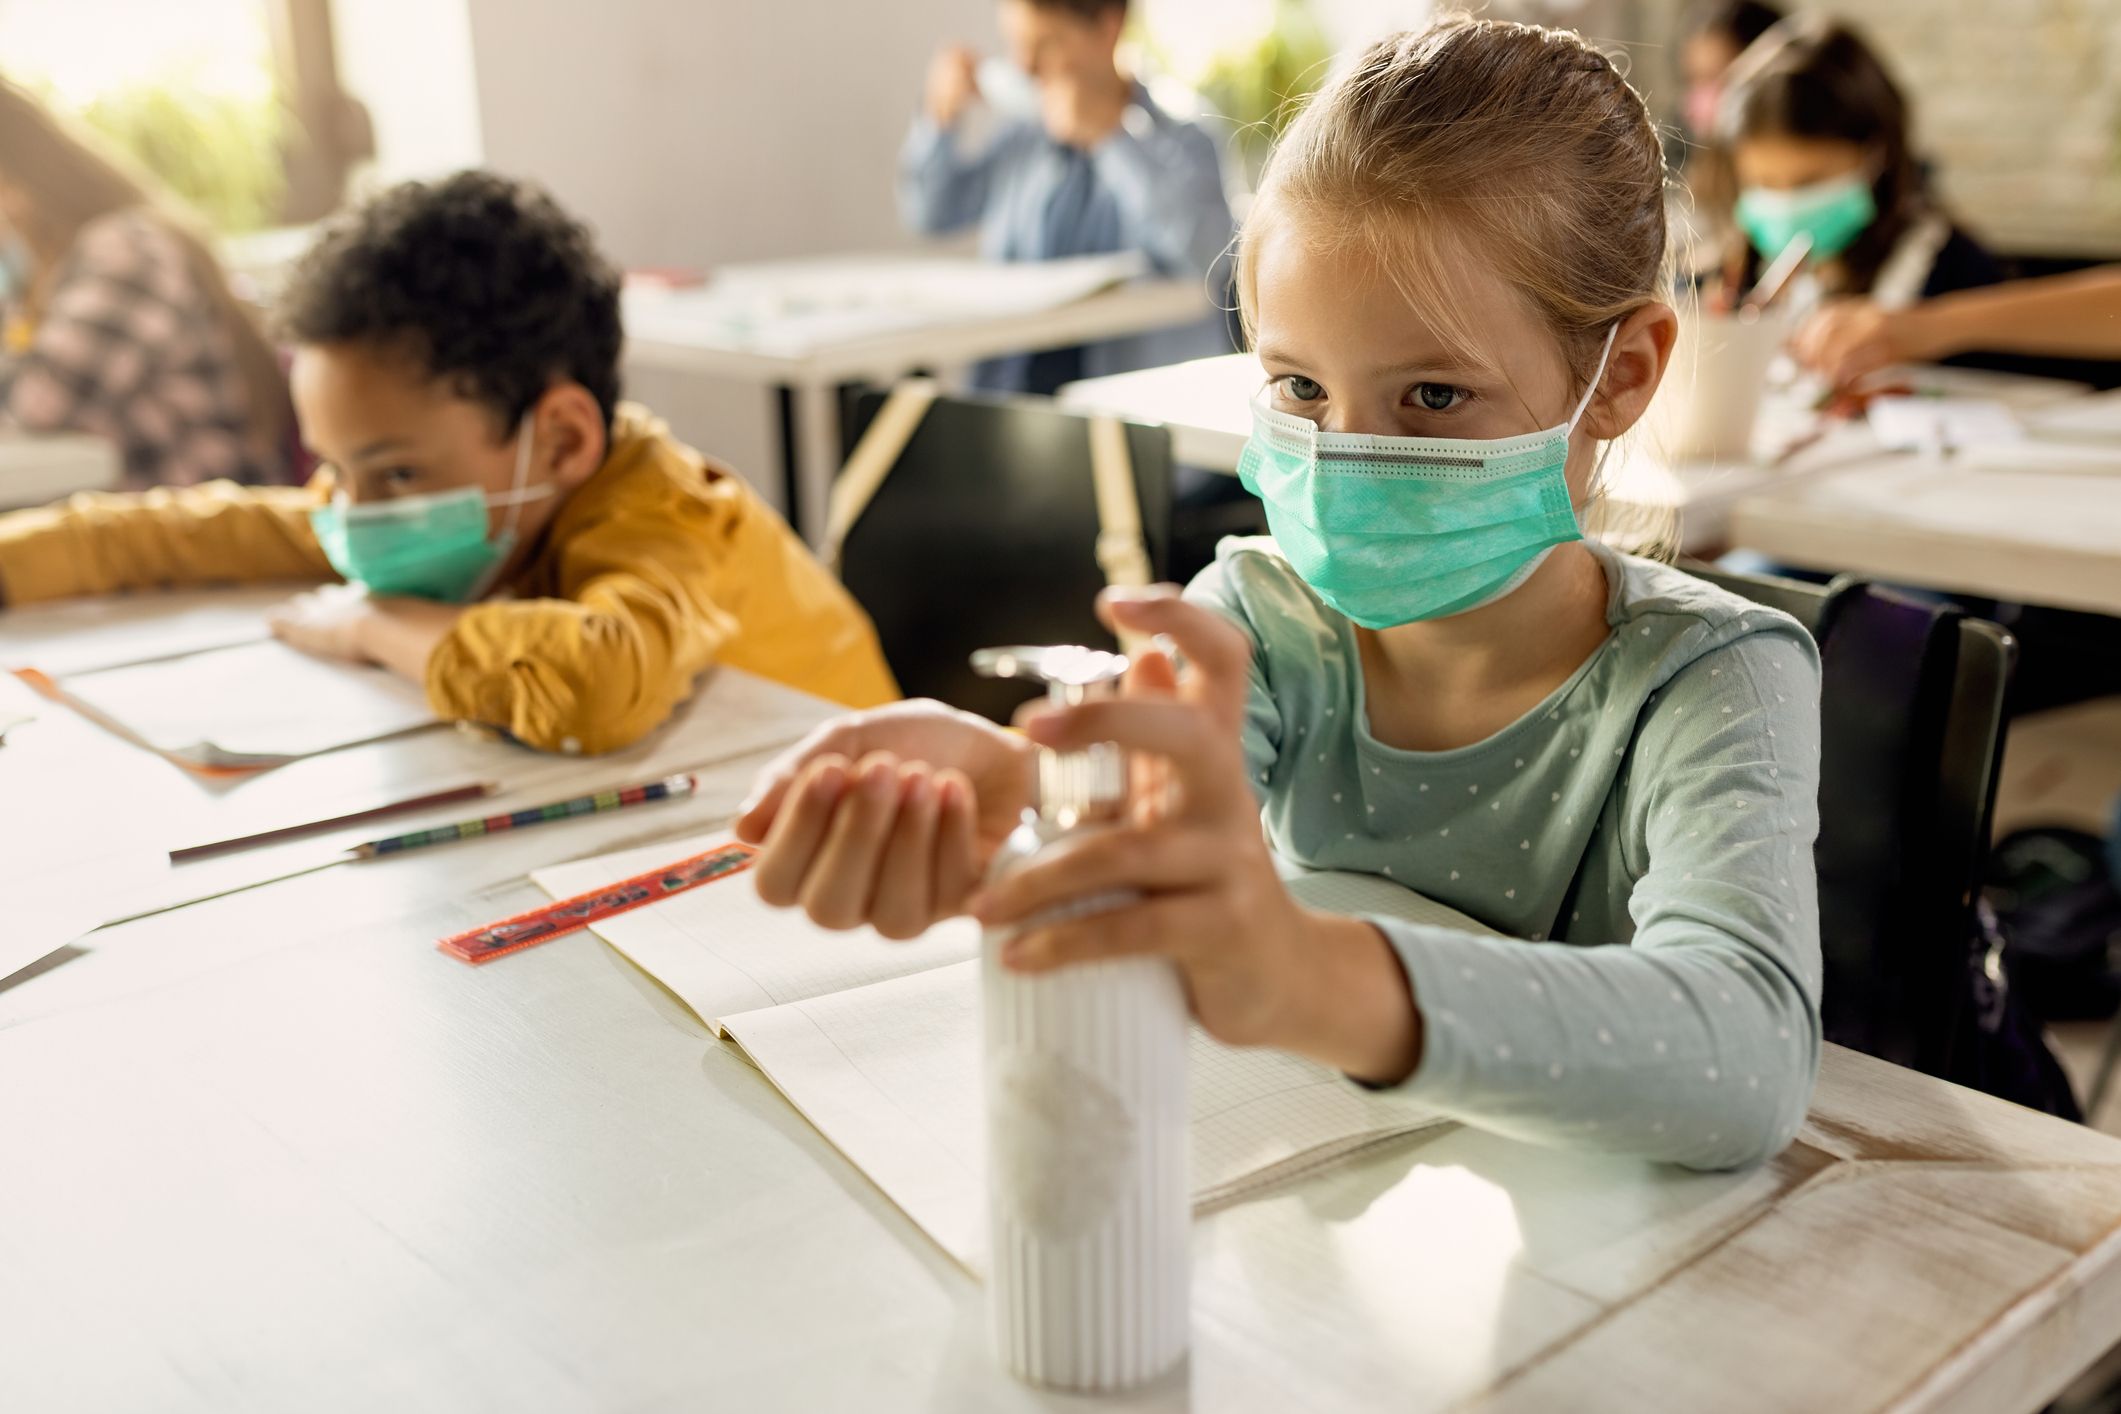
1410,383,1468,412
383,466,421,487
1278,375,1324,402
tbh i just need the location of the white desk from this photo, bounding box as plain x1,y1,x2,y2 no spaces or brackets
622,256,1211,546
1057,355,2096,559
0,429,121,509
1730,391,2121,614
8,593,2121,1412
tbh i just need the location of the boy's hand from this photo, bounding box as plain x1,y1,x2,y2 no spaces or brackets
267,584,380,665
268,587,462,684
971,588,1423,1084
925,45,980,128
736,700,1036,939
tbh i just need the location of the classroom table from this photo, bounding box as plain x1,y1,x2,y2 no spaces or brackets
1055,354,2096,560
8,592,2121,1412
621,257,1211,546
0,429,121,510
1729,390,2121,615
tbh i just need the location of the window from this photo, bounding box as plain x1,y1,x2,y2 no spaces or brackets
0,0,369,230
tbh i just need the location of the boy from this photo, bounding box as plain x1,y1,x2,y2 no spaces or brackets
0,171,897,754
902,0,1234,394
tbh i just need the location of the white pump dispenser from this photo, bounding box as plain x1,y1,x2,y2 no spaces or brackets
971,645,1191,1391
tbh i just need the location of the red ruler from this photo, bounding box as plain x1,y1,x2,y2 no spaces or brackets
439,842,759,965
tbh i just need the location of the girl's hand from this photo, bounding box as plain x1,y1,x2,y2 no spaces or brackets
1791,297,1909,388
735,700,1036,939
971,587,1424,1084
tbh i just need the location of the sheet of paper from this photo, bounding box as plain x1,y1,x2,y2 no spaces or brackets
1960,441,2121,476
0,585,296,677
722,958,1446,1275
0,899,103,984
57,639,436,768
1867,396,2024,453
532,830,983,1029
2026,389,2121,442
624,252,1149,358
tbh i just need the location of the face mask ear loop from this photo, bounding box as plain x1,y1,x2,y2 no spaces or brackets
497,411,539,543
1564,324,1622,437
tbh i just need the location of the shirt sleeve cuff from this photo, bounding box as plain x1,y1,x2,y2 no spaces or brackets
1348,915,1508,1105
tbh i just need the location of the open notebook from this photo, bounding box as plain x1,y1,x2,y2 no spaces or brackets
533,834,1493,1274
40,638,437,770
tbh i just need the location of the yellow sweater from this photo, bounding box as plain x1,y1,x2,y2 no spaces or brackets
0,405,898,752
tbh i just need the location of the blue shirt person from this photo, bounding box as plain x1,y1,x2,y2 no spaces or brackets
898,0,1236,395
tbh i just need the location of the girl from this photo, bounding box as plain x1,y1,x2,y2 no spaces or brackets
0,79,291,488
1713,18,2000,311
738,17,1823,1171
1678,0,1785,143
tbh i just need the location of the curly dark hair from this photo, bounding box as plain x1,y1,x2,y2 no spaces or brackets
276,170,623,433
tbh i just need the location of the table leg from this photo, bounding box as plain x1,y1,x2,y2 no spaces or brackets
784,378,842,550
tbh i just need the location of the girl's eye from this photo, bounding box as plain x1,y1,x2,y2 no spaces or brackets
1279,375,1324,402
383,466,421,487
1411,383,1468,412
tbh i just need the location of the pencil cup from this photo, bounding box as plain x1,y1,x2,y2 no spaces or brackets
1647,307,1793,464
970,643,1192,1392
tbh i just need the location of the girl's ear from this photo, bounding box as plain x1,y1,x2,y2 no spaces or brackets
532,382,610,489
1581,302,1679,441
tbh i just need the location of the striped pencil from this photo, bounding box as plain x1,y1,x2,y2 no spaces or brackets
352,773,698,858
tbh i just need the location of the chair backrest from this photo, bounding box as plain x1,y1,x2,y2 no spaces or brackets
1684,563,2016,1075
837,389,1174,723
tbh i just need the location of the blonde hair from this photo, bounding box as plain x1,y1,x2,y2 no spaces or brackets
0,78,290,471
1237,18,1678,552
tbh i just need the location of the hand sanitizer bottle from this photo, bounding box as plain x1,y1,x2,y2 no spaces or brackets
970,645,1190,1392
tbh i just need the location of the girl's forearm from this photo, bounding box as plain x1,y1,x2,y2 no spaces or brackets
1902,265,2121,361
1282,911,1426,1085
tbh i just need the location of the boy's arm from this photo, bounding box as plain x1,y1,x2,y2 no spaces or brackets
1090,117,1235,280
419,498,742,754
898,116,1011,237
0,481,334,607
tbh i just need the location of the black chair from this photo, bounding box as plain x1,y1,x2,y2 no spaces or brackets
836,388,1174,724
1685,563,2016,1079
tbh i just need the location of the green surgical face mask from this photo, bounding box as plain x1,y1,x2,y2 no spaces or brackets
1236,327,1614,629
1735,173,1877,263
308,414,553,602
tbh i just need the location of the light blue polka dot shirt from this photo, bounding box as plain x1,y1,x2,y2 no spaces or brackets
1191,537,1825,1170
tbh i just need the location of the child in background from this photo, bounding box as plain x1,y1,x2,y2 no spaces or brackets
902,0,1233,395
0,79,292,487
0,171,897,753
739,20,1823,1170
1677,0,1784,144
1713,17,2000,310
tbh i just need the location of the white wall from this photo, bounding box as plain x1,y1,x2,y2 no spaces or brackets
459,0,996,501
464,0,995,268
333,0,485,188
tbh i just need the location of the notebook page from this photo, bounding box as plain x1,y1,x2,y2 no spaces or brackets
0,585,292,677
723,956,1448,1275
531,831,981,1031
59,638,436,766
